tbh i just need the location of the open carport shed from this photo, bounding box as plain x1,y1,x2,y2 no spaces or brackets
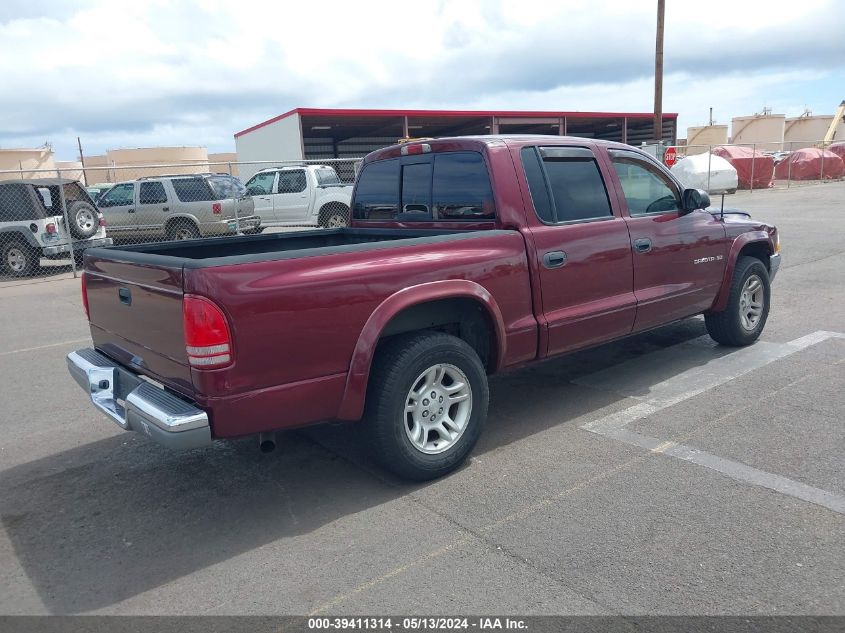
234,108,677,180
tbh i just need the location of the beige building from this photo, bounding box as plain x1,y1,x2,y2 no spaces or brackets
55,160,84,180
784,115,845,150
0,148,57,179
730,114,786,151
208,152,239,177
684,125,729,155
83,146,211,183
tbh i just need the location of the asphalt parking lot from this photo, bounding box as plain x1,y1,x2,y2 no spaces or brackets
0,182,843,616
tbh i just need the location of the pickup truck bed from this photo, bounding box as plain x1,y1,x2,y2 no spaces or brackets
81,226,537,446
99,227,495,264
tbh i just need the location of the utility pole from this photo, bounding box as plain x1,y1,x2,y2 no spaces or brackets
653,0,665,143
77,136,87,186
709,107,714,126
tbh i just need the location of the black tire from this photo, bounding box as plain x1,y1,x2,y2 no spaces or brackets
67,201,99,240
2,239,40,277
364,331,488,481
319,204,349,228
166,220,200,241
705,256,771,346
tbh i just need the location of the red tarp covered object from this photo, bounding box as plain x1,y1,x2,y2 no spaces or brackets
774,147,845,180
828,143,845,161
712,146,774,189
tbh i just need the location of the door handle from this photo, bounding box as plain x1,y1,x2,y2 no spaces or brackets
118,287,132,306
633,238,652,253
543,250,567,269
162,206,169,212
127,208,135,214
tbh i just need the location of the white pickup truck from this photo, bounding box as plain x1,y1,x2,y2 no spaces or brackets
244,164,353,228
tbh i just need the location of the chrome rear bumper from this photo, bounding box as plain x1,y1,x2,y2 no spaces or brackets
67,348,211,450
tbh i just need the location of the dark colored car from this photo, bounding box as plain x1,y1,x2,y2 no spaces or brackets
67,136,780,479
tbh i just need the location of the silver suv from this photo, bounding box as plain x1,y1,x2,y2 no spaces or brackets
97,173,261,241
0,178,111,277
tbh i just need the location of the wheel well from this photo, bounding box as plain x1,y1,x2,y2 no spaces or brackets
738,241,772,270
2,231,32,247
165,217,198,232
378,298,496,370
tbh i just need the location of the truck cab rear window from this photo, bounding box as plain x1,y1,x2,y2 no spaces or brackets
353,159,400,220
353,152,495,222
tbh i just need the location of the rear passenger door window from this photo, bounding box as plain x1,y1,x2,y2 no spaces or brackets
172,178,214,203
139,181,168,205
521,147,613,223
276,170,307,194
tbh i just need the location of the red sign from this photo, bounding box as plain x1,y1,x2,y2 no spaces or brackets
664,146,677,166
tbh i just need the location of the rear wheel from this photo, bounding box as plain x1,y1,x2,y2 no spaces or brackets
167,220,200,241
319,204,349,228
2,240,40,277
364,332,488,480
705,256,770,346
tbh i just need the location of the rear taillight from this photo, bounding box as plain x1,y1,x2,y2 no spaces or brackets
212,202,222,215
183,295,232,368
99,217,106,226
81,273,90,320
46,223,57,234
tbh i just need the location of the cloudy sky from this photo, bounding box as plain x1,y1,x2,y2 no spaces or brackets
1,0,844,159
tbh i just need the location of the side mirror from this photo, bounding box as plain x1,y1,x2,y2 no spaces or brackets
245,185,262,196
681,188,710,213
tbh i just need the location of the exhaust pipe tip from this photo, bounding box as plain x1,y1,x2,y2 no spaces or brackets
259,432,276,454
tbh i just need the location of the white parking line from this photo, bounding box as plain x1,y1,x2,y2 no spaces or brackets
579,331,845,515
0,338,89,357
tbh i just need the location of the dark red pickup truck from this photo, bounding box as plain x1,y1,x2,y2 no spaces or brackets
68,136,780,479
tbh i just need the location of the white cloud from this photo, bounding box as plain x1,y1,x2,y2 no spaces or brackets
0,0,843,157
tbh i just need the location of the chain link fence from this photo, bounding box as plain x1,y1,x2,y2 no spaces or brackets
651,140,845,192
2,140,843,281
0,158,361,280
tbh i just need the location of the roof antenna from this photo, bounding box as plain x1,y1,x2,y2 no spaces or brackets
720,192,725,221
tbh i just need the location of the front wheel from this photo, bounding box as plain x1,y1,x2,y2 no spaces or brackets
364,332,488,481
705,256,771,346
2,240,40,277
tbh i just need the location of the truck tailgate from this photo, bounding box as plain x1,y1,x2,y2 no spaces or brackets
84,254,193,395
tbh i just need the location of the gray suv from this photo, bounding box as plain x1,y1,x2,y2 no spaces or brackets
97,173,261,241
